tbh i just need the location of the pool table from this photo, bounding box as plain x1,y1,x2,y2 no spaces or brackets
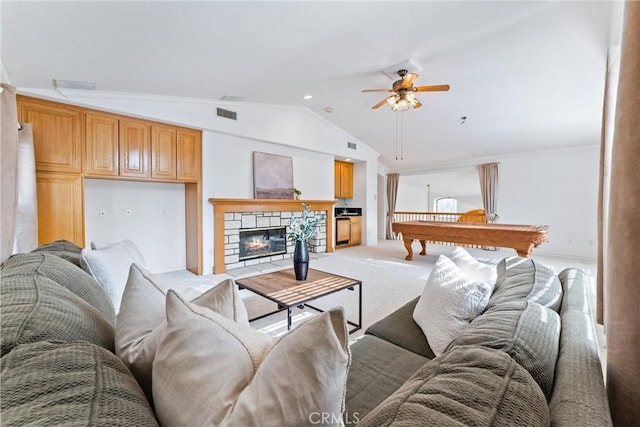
392,220,550,260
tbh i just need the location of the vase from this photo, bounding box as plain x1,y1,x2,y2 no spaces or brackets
293,240,309,281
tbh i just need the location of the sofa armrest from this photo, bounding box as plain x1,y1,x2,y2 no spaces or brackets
365,297,435,359
549,268,611,426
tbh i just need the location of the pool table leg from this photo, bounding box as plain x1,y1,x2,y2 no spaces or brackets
516,244,534,258
403,239,427,260
418,240,427,256
403,239,414,260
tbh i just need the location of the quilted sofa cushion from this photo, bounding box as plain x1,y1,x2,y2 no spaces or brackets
446,300,560,400
2,252,116,324
488,257,562,312
31,239,83,267
359,345,549,427
345,335,430,425
1,341,158,426
0,272,114,356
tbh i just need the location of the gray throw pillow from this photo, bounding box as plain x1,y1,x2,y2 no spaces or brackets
359,345,549,427
1,341,158,426
0,273,114,356
31,239,83,267
2,252,115,324
488,257,562,312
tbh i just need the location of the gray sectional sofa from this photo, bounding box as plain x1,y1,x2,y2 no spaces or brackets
0,242,159,426
345,257,612,426
1,241,612,426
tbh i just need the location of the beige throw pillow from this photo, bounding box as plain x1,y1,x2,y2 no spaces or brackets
153,291,351,427
413,255,492,355
115,264,248,401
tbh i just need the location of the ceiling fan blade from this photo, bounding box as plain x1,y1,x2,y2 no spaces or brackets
398,73,418,89
362,89,394,93
412,84,450,92
372,97,390,109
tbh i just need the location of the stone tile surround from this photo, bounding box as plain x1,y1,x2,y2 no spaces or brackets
223,210,327,271
209,198,335,274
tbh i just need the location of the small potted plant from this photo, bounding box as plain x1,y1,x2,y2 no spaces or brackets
288,203,324,280
293,188,302,200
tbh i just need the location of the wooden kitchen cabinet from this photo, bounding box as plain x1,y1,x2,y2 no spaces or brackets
151,125,177,180
349,216,362,245
119,119,150,178
177,128,201,182
18,95,204,274
36,172,84,247
17,96,83,173
334,160,353,198
336,219,351,244
85,112,119,176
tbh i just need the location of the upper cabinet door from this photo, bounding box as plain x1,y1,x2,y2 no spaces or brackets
340,161,354,198
85,112,119,176
151,125,177,180
176,128,201,182
334,161,354,198
120,119,150,178
18,97,83,173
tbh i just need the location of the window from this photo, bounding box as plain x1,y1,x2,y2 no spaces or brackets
434,197,458,213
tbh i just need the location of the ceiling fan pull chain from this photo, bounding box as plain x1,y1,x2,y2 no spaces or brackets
395,112,399,160
400,111,404,160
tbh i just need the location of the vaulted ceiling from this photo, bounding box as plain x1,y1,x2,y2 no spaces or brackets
1,1,613,173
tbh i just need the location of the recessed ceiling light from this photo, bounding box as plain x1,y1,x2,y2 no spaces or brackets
303,94,313,100
52,79,96,90
323,107,334,113
345,158,352,162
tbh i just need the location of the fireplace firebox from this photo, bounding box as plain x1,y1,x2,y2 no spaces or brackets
238,227,287,261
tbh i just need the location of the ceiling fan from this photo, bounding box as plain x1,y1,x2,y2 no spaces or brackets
362,69,450,111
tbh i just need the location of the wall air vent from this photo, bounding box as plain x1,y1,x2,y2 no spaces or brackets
216,107,238,121
347,142,357,150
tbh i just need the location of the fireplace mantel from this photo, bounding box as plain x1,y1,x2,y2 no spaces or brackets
209,198,335,274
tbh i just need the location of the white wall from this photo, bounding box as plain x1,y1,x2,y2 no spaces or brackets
500,146,598,258
396,182,427,211
84,179,186,272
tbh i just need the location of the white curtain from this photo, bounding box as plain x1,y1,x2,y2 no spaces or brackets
13,124,38,253
1,82,19,263
478,163,499,223
1,82,38,262
385,173,399,239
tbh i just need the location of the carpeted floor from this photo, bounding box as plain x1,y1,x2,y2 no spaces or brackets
159,240,602,345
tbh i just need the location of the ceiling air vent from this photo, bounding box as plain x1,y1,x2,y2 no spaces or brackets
347,142,357,150
216,107,237,121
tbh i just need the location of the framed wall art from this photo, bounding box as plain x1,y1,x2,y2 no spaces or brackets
253,151,294,199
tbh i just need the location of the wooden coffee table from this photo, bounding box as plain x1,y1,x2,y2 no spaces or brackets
235,268,362,334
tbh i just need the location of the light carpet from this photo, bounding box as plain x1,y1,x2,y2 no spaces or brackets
159,240,600,341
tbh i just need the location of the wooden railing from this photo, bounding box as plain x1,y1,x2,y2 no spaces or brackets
394,211,463,223
391,210,487,247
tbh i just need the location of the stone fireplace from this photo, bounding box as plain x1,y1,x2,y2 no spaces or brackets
209,199,335,274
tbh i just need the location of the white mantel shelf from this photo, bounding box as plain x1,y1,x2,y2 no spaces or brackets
209,198,336,274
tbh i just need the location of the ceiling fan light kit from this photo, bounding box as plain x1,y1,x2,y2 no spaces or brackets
362,69,449,111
